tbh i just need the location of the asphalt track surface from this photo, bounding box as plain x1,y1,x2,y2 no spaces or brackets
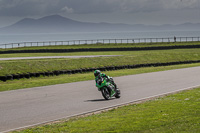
0,66,200,132
0,55,120,61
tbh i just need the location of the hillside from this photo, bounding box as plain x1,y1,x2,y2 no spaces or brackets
0,15,200,34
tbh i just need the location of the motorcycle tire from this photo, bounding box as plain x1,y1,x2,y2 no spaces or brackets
101,88,111,100
115,88,121,99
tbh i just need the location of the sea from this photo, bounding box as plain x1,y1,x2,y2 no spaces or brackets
0,30,200,48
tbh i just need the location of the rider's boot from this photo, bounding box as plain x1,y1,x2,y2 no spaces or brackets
113,82,117,88
111,89,116,97
107,85,116,97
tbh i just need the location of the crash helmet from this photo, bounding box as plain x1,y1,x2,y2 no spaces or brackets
94,70,101,77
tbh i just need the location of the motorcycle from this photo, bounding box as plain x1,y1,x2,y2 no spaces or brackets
96,76,120,100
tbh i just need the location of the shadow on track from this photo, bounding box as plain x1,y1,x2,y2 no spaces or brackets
85,98,115,102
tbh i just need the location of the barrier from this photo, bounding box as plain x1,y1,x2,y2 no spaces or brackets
0,36,200,49
1,60,200,82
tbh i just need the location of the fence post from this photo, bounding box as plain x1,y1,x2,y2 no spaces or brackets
132,39,135,43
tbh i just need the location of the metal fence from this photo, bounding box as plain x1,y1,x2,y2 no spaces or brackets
0,36,200,49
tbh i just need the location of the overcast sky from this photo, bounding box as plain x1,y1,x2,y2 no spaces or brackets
0,0,200,28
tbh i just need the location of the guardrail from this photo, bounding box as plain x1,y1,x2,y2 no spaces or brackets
1,60,200,81
0,36,200,49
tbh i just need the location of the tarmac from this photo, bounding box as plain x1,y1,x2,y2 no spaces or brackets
0,66,200,132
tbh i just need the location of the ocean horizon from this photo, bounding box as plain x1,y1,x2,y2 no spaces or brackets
0,30,200,48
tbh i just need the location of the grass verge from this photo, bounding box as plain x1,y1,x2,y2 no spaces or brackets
1,63,200,92
1,49,200,76
13,87,200,133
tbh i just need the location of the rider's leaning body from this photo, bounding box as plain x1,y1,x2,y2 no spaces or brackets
95,72,107,83
94,70,117,89
94,70,121,99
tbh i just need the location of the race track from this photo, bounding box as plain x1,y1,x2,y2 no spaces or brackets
0,55,120,61
0,66,200,132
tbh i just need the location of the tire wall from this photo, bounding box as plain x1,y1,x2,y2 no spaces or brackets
1,60,200,82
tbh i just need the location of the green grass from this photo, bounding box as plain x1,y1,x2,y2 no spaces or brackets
0,63,200,92
3,42,200,132
1,41,200,51
0,49,200,76
13,87,200,133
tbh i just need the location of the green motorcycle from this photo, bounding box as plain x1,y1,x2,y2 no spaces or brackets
96,76,121,100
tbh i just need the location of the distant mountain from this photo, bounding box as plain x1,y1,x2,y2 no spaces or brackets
0,15,200,34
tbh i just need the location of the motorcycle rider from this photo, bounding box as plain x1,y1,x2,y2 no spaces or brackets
94,70,117,95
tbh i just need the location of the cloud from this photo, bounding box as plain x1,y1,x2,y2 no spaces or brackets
0,0,199,17
61,6,74,13
162,0,198,9
0,0,61,16
65,0,199,14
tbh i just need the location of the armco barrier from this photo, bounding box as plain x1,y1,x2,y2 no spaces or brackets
1,60,200,82
0,37,199,49
1,45,200,54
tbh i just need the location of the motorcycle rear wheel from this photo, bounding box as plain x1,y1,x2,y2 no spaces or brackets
115,89,121,99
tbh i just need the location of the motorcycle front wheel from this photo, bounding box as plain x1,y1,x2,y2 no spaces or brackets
101,88,111,100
